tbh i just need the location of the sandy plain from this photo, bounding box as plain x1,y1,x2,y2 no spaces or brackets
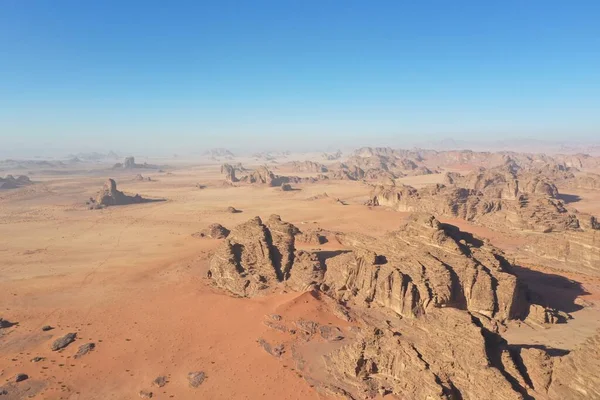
1,157,599,399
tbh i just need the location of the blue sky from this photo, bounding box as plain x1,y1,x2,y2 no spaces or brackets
1,0,599,154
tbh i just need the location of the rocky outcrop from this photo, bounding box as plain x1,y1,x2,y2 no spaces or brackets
193,223,230,239
209,215,300,296
207,214,597,400
134,174,152,181
285,161,328,173
123,156,136,168
240,166,277,185
369,183,587,233
327,163,366,181
92,179,148,208
322,150,342,161
369,178,600,273
209,214,531,322
296,228,328,245
220,163,239,183
444,165,559,200
548,330,600,399
112,156,157,169
323,214,528,322
286,251,325,292
0,175,32,189
227,165,315,187
281,183,293,191
323,310,534,399
524,229,600,275
205,148,234,158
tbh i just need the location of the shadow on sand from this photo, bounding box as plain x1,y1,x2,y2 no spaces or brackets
556,193,582,204
508,264,589,314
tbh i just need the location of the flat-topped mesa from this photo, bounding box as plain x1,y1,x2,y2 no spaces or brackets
324,213,528,322
94,178,145,207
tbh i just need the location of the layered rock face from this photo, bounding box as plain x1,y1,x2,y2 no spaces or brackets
112,156,158,169
193,223,230,239
285,161,328,173
209,215,323,296
322,150,342,160
222,165,316,187
324,214,528,322
209,214,530,320
444,164,559,200
207,215,596,399
94,179,145,207
0,175,32,189
324,310,538,400
241,166,277,185
370,183,583,233
547,330,600,399
370,163,600,273
205,148,234,158
351,146,600,173
220,163,238,183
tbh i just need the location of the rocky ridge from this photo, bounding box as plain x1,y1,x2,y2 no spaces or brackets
207,215,592,399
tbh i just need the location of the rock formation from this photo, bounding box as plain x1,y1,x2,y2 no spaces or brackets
205,148,234,158
206,215,594,399
112,156,158,169
443,164,559,200
0,175,32,189
324,214,528,322
223,165,315,187
91,179,148,208
322,150,342,160
369,164,600,274
209,214,533,320
193,223,230,239
209,215,326,297
241,166,278,185
369,182,589,233
547,330,600,399
296,228,328,245
220,163,238,183
134,174,152,181
285,161,328,173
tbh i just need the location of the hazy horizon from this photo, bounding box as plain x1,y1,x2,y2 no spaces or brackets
2,1,599,156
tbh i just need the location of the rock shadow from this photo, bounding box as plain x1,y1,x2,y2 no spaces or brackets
508,264,588,314
556,193,581,204
509,343,570,357
0,319,18,329
440,223,485,248
314,250,352,271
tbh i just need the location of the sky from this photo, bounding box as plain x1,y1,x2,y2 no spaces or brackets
1,0,599,156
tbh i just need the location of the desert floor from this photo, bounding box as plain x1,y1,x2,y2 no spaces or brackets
1,161,600,399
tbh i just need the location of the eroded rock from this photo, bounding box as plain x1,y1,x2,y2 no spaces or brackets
74,342,95,358
51,332,76,351
187,371,206,388
193,223,230,239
